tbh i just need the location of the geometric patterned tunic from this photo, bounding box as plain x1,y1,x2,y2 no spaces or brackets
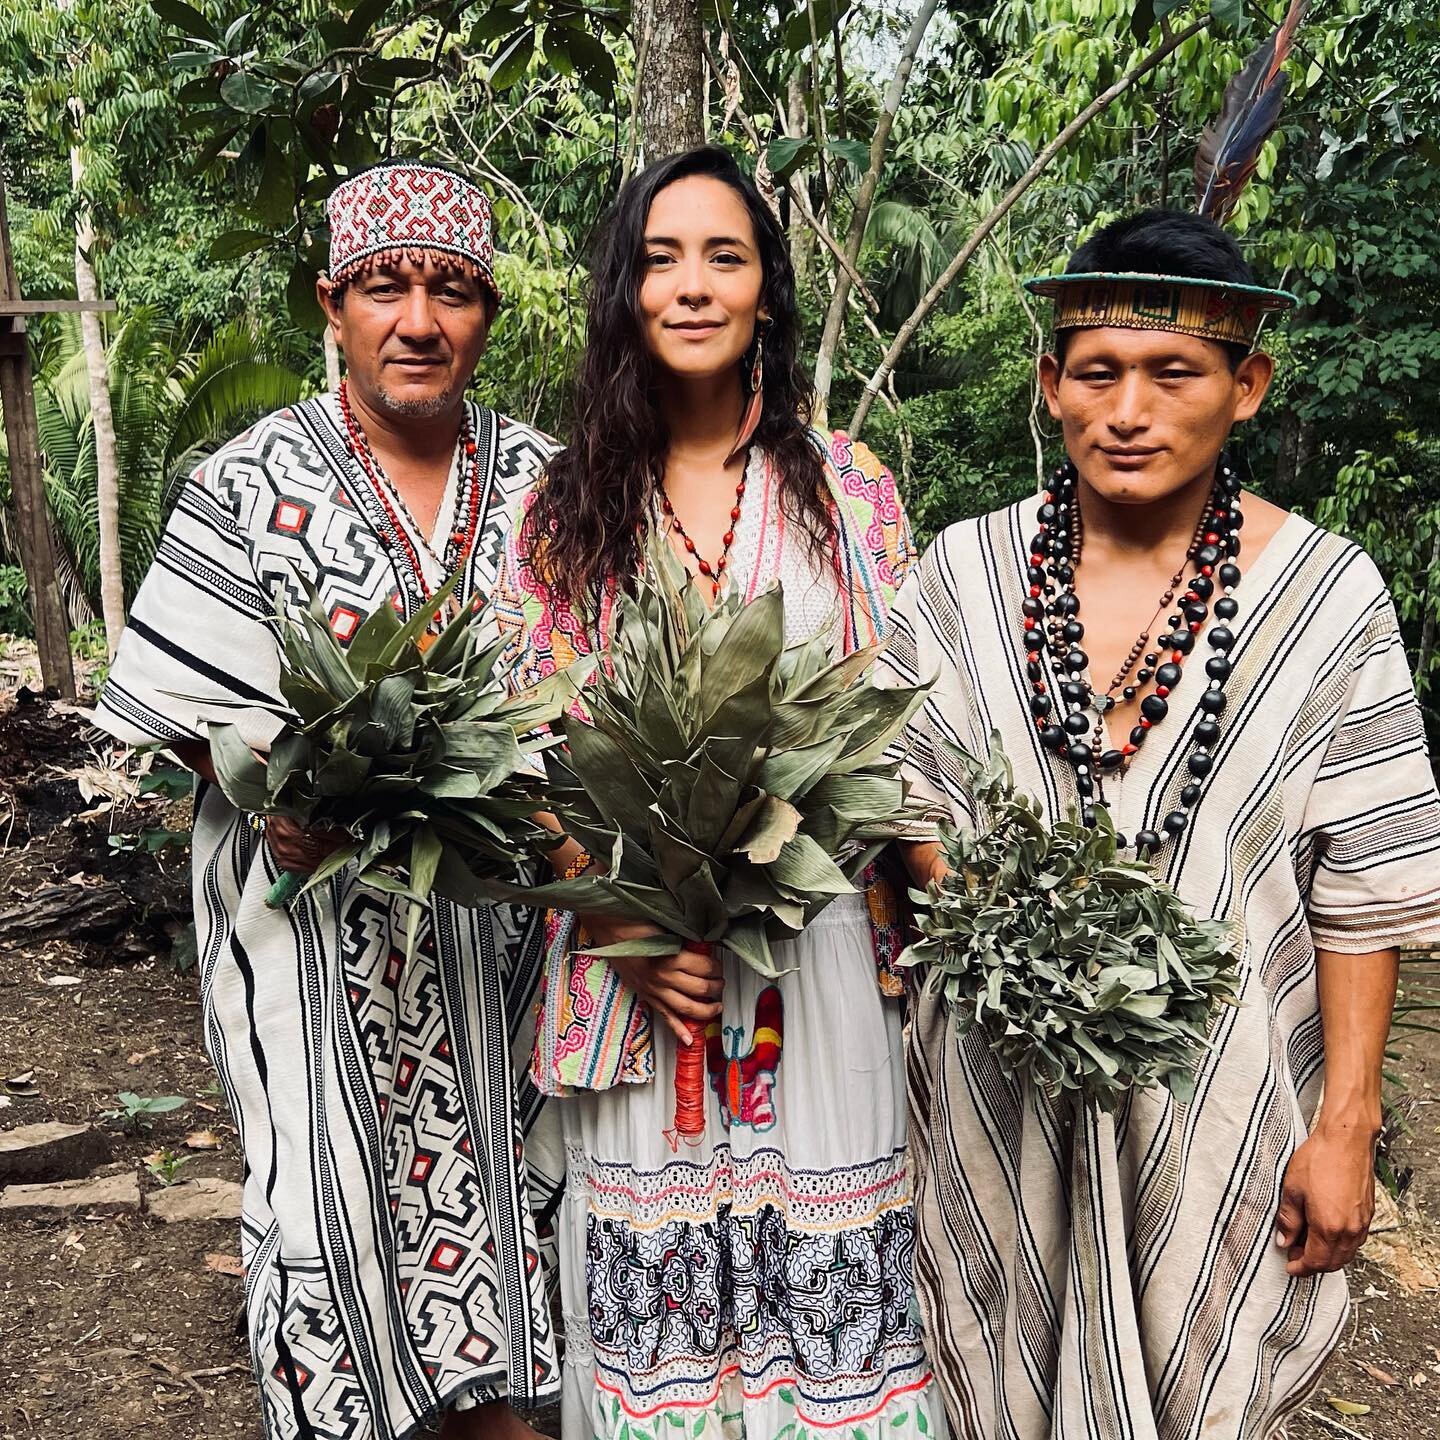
876,500,1440,1440
93,394,562,1438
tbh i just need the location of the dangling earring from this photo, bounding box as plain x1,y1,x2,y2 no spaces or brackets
727,318,769,466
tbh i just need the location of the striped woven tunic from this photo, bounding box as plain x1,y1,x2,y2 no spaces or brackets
876,500,1440,1440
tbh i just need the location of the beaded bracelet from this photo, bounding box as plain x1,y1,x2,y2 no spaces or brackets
562,851,593,880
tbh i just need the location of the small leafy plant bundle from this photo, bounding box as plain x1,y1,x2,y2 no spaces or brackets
511,538,929,1142
901,737,1240,1110
205,571,579,954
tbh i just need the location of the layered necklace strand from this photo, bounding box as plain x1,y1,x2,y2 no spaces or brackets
1024,454,1245,856
660,469,747,600
338,379,482,605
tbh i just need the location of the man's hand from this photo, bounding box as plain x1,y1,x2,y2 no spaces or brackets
901,839,949,891
264,815,350,876
578,914,723,1046
1274,1118,1379,1277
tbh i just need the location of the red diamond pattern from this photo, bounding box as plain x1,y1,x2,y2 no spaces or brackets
272,499,310,534
329,605,360,642
427,1240,465,1274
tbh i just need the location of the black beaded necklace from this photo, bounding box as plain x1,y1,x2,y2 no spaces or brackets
1023,454,1244,857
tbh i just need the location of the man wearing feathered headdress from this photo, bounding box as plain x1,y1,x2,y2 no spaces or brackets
95,160,559,1440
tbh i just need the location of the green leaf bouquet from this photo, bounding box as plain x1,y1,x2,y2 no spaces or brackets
505,539,929,1142
204,571,579,953
902,737,1240,1109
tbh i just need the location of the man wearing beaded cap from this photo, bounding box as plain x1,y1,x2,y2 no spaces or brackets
94,160,560,1440
877,209,1440,1437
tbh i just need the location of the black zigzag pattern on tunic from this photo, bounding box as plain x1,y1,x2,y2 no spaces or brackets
95,398,562,1440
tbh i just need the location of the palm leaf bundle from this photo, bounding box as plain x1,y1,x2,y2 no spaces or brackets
204,570,579,955
902,738,1240,1111
507,539,929,1142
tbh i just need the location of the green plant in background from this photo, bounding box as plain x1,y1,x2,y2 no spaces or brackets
1314,451,1440,721
102,1091,187,1134
143,1148,193,1186
902,738,1241,1110
107,828,192,856
0,565,30,637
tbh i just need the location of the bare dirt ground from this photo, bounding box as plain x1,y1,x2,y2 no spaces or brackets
0,669,1435,1440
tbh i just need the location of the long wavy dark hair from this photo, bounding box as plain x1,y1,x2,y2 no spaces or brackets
524,145,830,615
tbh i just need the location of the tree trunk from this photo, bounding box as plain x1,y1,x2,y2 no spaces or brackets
638,0,705,162
0,164,75,697
786,70,815,293
70,144,124,658
1416,527,1440,698
1272,408,1300,500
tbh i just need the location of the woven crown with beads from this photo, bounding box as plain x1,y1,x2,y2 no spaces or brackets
326,160,501,306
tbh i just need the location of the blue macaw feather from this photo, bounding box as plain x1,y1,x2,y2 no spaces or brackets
1195,0,1308,223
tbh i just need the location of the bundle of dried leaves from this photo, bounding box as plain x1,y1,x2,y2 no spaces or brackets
515,540,930,977
902,738,1240,1109
206,573,577,948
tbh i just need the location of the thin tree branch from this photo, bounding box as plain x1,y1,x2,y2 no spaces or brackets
701,39,879,314
620,0,655,186
813,0,941,422
849,13,1210,437
806,1,831,214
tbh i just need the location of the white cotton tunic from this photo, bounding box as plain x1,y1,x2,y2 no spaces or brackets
875,500,1440,1440
93,394,563,1440
557,451,948,1440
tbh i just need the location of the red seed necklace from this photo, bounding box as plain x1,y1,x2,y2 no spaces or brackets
338,379,482,605
660,472,747,599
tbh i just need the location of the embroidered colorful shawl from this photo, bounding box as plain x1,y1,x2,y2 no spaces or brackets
495,430,915,1095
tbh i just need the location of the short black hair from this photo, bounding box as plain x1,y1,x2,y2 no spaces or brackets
1055,208,1255,368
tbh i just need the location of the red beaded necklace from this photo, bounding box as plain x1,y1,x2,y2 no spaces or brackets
660,472,747,600
338,380,482,605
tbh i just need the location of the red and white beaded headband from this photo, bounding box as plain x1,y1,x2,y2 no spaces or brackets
326,160,501,306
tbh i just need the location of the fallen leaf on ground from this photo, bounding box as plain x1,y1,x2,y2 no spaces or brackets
1327,1396,1372,1416
183,1130,221,1150
5,1069,39,1097
43,975,82,987
1354,1361,1399,1387
127,1048,160,1066
204,1253,244,1278
1412,1372,1428,1387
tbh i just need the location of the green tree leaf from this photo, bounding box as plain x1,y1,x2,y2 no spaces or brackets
766,135,816,180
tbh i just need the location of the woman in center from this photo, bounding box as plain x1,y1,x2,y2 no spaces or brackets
497,146,944,1439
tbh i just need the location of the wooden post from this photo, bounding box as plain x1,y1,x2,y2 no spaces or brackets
0,165,75,698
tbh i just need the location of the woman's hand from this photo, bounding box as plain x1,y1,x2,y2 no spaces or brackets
578,914,723,1045
264,815,350,876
